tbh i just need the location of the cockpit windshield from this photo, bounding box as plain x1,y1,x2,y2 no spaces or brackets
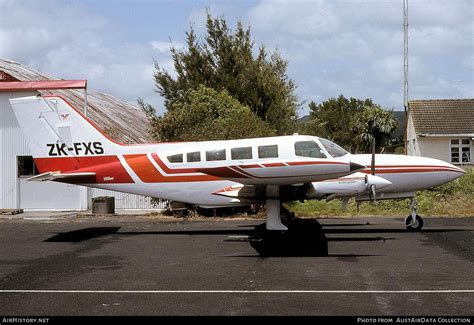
318,138,349,158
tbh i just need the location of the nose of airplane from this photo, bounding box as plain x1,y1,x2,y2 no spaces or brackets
444,162,466,181
424,157,466,184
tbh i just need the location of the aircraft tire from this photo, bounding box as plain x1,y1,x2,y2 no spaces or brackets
405,215,423,231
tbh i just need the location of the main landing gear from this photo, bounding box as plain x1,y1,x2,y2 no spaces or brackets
265,186,288,231
249,186,328,256
405,197,424,231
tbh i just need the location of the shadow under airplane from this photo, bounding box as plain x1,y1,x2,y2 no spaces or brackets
43,219,468,257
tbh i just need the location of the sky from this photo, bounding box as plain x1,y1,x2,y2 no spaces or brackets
1,0,472,116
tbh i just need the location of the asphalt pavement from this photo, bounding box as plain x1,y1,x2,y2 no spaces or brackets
0,215,472,316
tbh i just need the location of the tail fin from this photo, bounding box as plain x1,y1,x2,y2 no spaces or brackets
10,95,119,157
9,95,124,175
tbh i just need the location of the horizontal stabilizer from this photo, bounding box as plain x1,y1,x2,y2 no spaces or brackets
26,171,96,182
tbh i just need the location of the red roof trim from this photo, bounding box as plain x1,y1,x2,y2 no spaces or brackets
0,80,87,91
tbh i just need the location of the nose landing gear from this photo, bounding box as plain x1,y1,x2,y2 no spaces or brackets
405,197,424,231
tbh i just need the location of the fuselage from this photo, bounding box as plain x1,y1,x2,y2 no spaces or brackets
39,135,464,207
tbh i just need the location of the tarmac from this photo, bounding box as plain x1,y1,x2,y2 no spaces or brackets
0,213,472,316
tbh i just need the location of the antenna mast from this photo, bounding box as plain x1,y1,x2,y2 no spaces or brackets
403,0,409,154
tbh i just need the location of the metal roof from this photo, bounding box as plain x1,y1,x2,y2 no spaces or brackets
409,99,474,136
0,58,150,144
0,80,87,91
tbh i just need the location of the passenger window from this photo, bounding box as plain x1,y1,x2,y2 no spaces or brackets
231,147,252,160
295,141,326,158
167,153,183,163
187,151,201,162
258,145,278,158
206,149,226,161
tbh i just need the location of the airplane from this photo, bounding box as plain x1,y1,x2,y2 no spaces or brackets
9,94,465,243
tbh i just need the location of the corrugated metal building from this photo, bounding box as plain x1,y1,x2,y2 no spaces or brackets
0,58,165,211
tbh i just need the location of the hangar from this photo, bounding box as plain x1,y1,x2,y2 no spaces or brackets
0,58,164,212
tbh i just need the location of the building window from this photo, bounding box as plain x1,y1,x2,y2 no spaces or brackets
206,149,226,161
231,147,252,160
186,151,201,162
258,145,278,158
450,139,470,164
17,156,39,177
167,154,183,163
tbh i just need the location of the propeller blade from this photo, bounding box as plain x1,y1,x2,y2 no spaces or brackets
370,184,377,203
371,137,376,176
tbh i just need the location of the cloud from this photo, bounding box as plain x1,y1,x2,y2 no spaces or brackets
150,40,185,53
249,0,473,113
250,0,340,37
0,0,169,114
1,0,471,118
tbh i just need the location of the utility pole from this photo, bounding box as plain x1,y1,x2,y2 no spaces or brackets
403,0,409,154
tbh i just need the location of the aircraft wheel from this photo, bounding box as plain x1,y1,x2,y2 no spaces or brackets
405,215,423,231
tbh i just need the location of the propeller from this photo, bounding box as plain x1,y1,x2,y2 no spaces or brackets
371,136,376,176
365,137,393,201
368,137,377,203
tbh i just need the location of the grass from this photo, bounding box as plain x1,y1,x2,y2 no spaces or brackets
288,167,474,218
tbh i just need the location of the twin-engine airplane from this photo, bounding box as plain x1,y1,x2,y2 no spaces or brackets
10,95,465,235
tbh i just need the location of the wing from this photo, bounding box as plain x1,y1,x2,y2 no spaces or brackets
197,160,364,186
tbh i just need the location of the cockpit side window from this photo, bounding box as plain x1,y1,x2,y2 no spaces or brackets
319,138,349,158
294,141,326,158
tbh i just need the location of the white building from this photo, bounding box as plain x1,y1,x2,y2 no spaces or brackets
406,99,474,166
0,58,164,211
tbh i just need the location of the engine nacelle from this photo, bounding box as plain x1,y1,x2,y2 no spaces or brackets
306,173,392,198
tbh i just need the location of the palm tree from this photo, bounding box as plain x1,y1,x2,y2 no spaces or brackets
352,105,399,153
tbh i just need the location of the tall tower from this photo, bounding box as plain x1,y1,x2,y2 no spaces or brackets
403,0,409,154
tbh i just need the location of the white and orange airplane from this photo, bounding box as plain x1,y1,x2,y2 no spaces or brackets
10,95,465,233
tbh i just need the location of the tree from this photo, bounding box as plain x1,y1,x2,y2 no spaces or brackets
151,12,298,136
303,95,398,153
352,104,399,153
305,95,373,151
141,85,274,142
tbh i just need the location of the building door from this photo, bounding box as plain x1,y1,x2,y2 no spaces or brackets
17,156,87,211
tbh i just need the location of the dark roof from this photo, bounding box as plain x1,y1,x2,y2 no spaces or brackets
409,99,474,135
0,58,150,144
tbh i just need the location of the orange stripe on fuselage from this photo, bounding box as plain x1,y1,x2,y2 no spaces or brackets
34,156,134,183
123,154,220,183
